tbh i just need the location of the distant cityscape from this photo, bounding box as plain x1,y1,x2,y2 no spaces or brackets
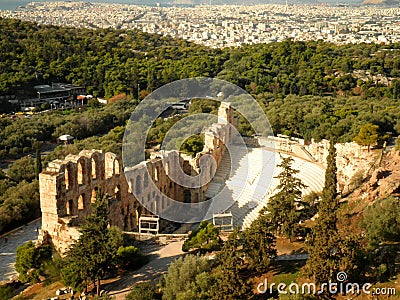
1,1,400,47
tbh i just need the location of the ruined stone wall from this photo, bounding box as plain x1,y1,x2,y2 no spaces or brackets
39,102,237,254
304,139,380,191
258,136,379,193
38,150,144,254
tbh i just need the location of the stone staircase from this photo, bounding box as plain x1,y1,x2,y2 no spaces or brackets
205,149,232,199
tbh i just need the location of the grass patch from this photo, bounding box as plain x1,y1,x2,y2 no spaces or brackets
271,272,299,286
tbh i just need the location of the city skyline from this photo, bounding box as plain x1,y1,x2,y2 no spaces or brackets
2,1,400,48
2,0,398,12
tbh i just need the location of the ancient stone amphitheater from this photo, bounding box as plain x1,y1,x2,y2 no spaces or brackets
39,101,376,254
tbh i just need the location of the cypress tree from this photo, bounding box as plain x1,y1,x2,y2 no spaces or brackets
305,140,340,284
35,147,42,179
210,229,252,300
261,155,306,241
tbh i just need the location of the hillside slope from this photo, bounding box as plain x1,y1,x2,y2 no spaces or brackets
339,147,400,233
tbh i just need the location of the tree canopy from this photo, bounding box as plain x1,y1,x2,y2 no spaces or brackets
261,155,306,241
354,123,380,151
361,196,400,247
182,220,222,253
61,192,124,295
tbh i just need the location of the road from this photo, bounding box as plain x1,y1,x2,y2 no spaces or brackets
0,219,41,283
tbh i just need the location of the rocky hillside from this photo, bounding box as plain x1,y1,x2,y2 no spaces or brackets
340,147,400,231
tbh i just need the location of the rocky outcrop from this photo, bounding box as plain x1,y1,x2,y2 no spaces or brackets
351,148,400,204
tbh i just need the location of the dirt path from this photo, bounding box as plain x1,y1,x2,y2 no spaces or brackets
104,240,184,300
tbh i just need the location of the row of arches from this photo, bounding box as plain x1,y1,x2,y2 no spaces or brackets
64,157,121,190
133,164,166,196
65,185,122,217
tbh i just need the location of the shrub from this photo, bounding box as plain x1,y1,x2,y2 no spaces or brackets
361,196,400,247
15,241,52,283
9,147,19,157
162,255,212,300
7,156,36,182
117,246,147,270
395,136,400,151
0,284,15,299
182,221,222,253
126,282,160,300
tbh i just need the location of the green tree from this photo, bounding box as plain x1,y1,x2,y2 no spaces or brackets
15,241,52,283
0,180,40,233
61,192,123,295
7,156,36,182
209,229,252,300
179,134,204,157
261,155,306,241
304,141,366,284
242,215,277,272
126,282,161,300
162,255,212,300
182,220,222,253
35,148,42,179
354,123,379,152
305,140,340,284
361,196,400,247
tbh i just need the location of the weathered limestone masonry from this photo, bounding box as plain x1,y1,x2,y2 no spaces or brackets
119,102,236,221
38,102,236,254
304,139,380,192
38,150,140,254
259,135,379,193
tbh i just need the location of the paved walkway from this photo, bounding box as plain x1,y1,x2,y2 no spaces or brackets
0,219,41,283
105,240,184,300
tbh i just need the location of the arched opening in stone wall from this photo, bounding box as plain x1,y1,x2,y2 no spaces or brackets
66,199,73,215
78,194,85,210
115,185,121,201
165,162,169,175
135,175,142,194
77,160,84,185
184,190,191,203
154,167,159,182
91,187,98,203
143,173,149,189
91,158,97,179
114,159,120,175
65,166,72,190
135,208,140,226
124,215,128,231
155,195,160,213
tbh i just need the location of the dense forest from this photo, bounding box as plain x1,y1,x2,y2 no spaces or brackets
1,17,400,101
0,17,400,143
0,17,400,233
